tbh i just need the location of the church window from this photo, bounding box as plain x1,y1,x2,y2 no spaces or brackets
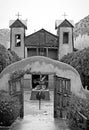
63,32,69,44
15,34,21,47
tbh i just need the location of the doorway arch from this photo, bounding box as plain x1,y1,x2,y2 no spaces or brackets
0,56,85,118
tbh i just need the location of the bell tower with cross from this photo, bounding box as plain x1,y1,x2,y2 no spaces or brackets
55,13,74,60
9,12,27,58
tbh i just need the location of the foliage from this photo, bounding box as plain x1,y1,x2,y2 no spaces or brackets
10,70,25,80
0,90,21,126
0,44,21,73
67,94,89,129
0,44,10,71
68,94,89,118
61,47,89,88
10,68,31,81
9,50,21,63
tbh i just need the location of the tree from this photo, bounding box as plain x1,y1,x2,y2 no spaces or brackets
8,50,21,63
60,47,89,89
0,44,21,73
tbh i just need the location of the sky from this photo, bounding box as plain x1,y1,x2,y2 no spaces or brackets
0,0,89,35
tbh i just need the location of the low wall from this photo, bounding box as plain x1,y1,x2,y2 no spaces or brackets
0,56,86,98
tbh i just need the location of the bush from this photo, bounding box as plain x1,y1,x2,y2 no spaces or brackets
61,47,89,88
0,90,21,126
67,94,89,129
0,44,21,73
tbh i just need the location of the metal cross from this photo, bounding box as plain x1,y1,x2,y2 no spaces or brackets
16,12,22,19
62,12,68,19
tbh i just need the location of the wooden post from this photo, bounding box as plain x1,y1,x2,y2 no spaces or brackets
54,76,57,118
20,94,24,118
37,48,39,55
20,78,24,119
46,48,48,57
39,99,41,110
60,109,63,118
87,119,89,129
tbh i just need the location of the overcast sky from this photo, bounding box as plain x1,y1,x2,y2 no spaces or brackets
0,0,89,35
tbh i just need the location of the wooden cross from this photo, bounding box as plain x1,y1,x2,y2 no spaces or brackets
62,12,68,19
16,12,22,19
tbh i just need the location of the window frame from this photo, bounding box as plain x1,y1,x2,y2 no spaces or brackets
15,34,21,47
63,32,69,44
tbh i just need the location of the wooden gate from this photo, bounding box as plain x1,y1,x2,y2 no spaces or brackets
54,76,71,119
9,77,24,119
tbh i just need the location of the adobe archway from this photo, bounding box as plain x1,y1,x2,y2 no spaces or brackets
0,56,86,118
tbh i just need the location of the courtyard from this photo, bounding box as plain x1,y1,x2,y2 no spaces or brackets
11,91,69,130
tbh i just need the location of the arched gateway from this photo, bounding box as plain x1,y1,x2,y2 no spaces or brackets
0,56,86,119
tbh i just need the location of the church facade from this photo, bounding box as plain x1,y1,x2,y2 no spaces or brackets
9,18,75,90
9,18,74,60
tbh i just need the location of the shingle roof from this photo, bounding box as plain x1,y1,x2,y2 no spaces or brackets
55,19,74,29
25,28,58,47
9,19,27,29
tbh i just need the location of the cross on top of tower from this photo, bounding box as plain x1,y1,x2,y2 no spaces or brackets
62,12,68,19
16,12,22,19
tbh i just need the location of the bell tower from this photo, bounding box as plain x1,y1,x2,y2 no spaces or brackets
55,19,74,60
9,16,27,58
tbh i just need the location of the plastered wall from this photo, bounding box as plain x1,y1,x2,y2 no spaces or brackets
0,56,86,98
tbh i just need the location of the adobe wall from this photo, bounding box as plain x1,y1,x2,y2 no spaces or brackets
0,56,86,98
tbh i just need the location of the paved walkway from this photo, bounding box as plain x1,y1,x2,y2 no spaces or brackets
11,91,69,130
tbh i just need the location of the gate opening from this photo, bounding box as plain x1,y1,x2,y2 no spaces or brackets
9,72,71,120
32,74,48,90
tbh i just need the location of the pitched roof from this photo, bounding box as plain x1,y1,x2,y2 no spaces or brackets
9,19,27,29
55,19,74,29
25,28,58,47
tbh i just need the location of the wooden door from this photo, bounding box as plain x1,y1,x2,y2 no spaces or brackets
54,76,71,119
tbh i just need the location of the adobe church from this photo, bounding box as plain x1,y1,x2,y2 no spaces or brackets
9,18,75,60
9,17,75,90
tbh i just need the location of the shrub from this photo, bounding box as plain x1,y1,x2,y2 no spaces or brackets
67,94,89,129
60,47,89,89
0,44,21,73
10,70,25,80
0,90,21,126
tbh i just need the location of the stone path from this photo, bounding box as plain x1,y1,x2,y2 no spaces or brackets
11,91,69,130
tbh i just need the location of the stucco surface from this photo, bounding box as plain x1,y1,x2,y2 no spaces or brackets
0,56,85,98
